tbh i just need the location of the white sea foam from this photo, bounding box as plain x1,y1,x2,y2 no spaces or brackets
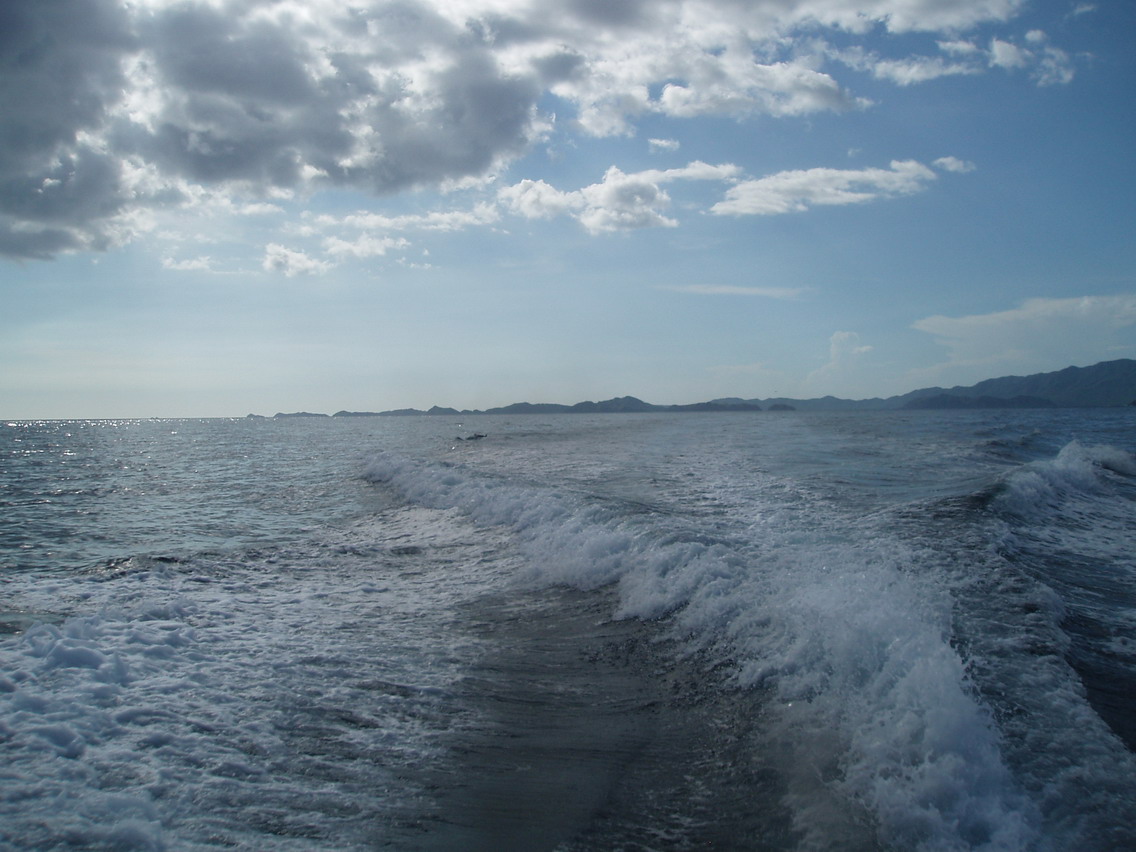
0,505,517,850
363,450,1044,849
958,441,1136,847
993,440,1136,518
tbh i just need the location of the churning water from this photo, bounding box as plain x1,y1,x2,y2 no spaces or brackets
2,410,1134,850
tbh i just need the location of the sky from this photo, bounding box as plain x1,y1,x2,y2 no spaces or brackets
2,0,1134,418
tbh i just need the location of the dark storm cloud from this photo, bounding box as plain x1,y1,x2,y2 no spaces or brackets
148,4,316,104
532,51,587,85
0,0,132,172
316,1,542,191
568,0,658,27
339,53,541,193
124,2,350,186
0,0,136,257
2,148,126,226
0,0,552,259
0,225,81,261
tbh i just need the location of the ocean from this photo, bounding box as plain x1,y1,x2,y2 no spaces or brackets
1,410,1134,851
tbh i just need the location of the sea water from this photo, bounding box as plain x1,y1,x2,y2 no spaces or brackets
1,411,1134,850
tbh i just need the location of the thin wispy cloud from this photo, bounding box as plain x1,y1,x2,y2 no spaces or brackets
913,296,1136,370
664,284,806,299
829,30,1073,87
933,156,977,173
161,256,213,272
710,160,940,216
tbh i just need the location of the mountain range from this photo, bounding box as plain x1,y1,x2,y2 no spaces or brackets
715,358,1136,412
268,359,1136,418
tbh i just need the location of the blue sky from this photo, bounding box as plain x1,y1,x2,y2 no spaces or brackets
2,0,1133,417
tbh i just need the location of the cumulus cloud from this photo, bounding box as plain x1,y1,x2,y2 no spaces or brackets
938,40,982,56
830,26,1075,88
252,200,503,274
912,296,1136,371
804,330,875,395
498,179,583,221
830,330,874,359
986,32,1074,84
0,0,137,258
832,47,980,85
307,201,499,264
323,235,410,259
325,204,502,234
989,38,1028,69
711,160,938,216
162,256,213,272
500,156,966,229
0,0,1064,260
262,243,332,277
932,156,977,173
499,161,741,233
654,60,858,123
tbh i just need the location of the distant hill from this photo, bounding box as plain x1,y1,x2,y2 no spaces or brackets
897,359,1136,408
322,396,763,417
718,359,1136,411
253,359,1136,418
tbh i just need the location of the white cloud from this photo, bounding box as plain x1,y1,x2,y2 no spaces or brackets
989,38,1028,69
831,28,1075,88
649,138,681,153
578,168,679,233
300,201,499,266
938,40,981,55
161,256,213,272
500,161,741,233
262,243,332,277
497,180,582,221
933,156,977,173
656,60,857,121
832,46,979,85
804,330,875,395
912,295,1136,374
0,0,1067,260
830,330,874,359
711,160,938,216
502,157,956,231
870,56,980,85
328,204,501,233
986,34,1073,84
323,234,410,259
1033,44,1075,86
